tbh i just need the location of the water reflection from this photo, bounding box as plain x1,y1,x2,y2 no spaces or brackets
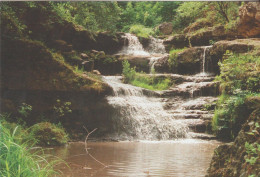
47,140,220,177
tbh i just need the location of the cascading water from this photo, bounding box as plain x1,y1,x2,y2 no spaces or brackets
200,46,213,75
146,37,166,54
103,76,189,140
104,34,217,140
118,33,149,56
118,33,168,73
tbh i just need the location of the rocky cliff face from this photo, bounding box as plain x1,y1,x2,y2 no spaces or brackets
206,97,260,177
0,2,123,139
238,2,260,38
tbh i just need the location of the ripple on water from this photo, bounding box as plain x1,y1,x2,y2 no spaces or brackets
47,140,221,177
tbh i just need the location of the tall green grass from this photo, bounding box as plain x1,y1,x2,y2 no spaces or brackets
0,122,62,177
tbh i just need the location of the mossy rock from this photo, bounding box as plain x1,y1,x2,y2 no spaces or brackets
30,122,69,146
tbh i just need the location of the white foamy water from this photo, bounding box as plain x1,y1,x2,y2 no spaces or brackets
146,37,166,54
118,33,149,56
103,76,189,140
201,45,213,75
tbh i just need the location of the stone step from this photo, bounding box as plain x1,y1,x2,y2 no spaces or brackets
188,132,217,140
172,113,202,119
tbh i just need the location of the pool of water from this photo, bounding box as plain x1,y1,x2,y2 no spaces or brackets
46,139,220,177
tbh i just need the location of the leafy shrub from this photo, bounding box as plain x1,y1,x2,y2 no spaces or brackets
212,92,255,139
0,122,61,177
122,60,136,83
216,54,260,93
30,122,69,146
129,24,154,38
212,53,260,139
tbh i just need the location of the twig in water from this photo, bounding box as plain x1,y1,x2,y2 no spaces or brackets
84,127,108,168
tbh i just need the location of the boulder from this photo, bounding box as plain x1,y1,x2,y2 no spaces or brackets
184,20,213,33
238,2,260,37
153,55,170,73
158,22,173,35
171,47,204,75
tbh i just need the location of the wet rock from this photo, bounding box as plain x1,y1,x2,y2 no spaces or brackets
158,22,173,35
171,47,204,75
153,55,170,73
238,2,260,37
116,54,151,73
163,34,188,50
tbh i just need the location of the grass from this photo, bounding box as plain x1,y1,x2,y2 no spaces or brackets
0,121,63,177
122,60,172,91
131,73,172,91
129,24,154,38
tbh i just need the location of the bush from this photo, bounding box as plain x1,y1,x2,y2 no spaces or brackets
212,92,255,139
216,54,260,93
30,122,69,146
0,122,61,177
129,24,154,38
122,60,136,83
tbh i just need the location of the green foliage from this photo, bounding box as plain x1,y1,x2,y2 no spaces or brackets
212,91,260,139
131,74,172,91
18,103,32,118
53,99,72,118
212,53,260,139
129,24,154,38
30,122,69,146
122,60,136,83
74,65,85,74
0,122,62,177
216,54,260,93
122,60,172,90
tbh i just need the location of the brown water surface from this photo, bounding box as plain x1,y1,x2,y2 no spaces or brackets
47,139,220,177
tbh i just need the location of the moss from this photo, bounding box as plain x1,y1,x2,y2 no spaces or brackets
30,122,69,146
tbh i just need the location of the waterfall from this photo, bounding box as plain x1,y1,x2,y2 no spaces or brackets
201,46,212,75
118,33,149,56
146,37,166,54
103,76,189,140
118,33,167,73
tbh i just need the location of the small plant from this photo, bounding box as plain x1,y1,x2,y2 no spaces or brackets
74,65,85,74
53,99,72,118
122,60,136,83
18,103,32,118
